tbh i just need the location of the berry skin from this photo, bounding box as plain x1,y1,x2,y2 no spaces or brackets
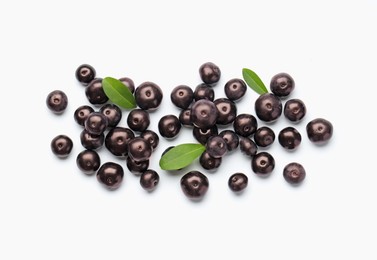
74,105,94,126
199,151,222,171
192,125,218,145
199,62,221,85
233,114,258,137
75,64,96,86
105,127,134,157
76,150,101,175
119,77,135,94
190,99,218,129
284,99,306,122
46,90,68,114
96,162,124,190
214,98,237,125
85,78,108,105
127,108,150,132
51,135,73,158
80,130,104,150
158,114,181,139
135,82,163,111
84,112,108,136
255,93,282,123
224,78,247,102
180,171,209,200
283,162,306,184
270,72,295,98
140,130,159,151
239,137,258,157
99,104,122,128
278,127,301,150
127,137,152,162
306,118,333,144
254,126,275,148
194,83,215,101
219,130,239,152
170,85,194,109
228,173,248,192
126,157,149,175
140,170,160,191
251,152,275,175
205,136,227,159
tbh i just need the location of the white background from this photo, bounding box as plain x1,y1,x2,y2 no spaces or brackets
1,0,376,259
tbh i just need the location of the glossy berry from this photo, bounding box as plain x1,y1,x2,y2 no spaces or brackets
190,99,218,129
233,113,258,137
180,171,209,200
219,130,239,152
127,108,150,132
74,105,94,126
254,126,275,148
75,64,96,86
224,78,247,101
199,62,221,85
170,85,194,109
140,130,159,151
85,78,108,105
127,137,152,162
255,93,282,122
51,135,73,158
46,90,68,114
105,127,135,157
283,162,306,185
228,173,248,192
119,77,135,94
278,127,301,150
252,152,275,175
199,151,222,171
80,130,104,150
270,72,295,97
194,83,215,101
84,112,108,136
306,118,333,144
179,109,193,127
193,125,218,145
284,99,306,122
205,136,227,158
158,114,181,139
76,150,101,175
239,137,258,157
99,104,122,128
126,157,149,175
135,81,163,111
214,98,237,125
96,162,124,190
140,169,160,191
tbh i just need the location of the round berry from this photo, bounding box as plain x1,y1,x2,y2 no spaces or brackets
74,105,94,126
80,130,104,150
190,99,218,129
192,125,218,145
219,130,239,152
119,77,135,94
214,98,237,125
233,113,258,137
158,114,181,139
140,130,159,151
105,127,134,157
283,162,306,184
255,93,282,123
84,112,108,136
199,62,221,85
239,137,258,157
254,126,275,148
140,169,160,191
278,127,301,150
96,162,124,190
180,171,209,200
76,150,101,175
127,108,150,132
135,82,163,111
284,99,306,122
127,137,152,162
205,136,227,158
252,152,275,175
46,90,68,114
170,85,194,109
51,135,73,158
306,118,333,144
75,64,96,86
270,72,295,97
228,173,248,192
224,78,247,101
99,104,122,128
126,157,149,175
199,151,222,171
194,83,215,101
85,78,108,105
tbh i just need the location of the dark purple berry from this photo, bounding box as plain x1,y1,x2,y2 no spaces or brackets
219,130,239,152
224,78,247,101
140,130,159,151
119,77,135,94
127,137,152,162
179,109,193,127
74,105,94,126
194,83,215,101
214,98,237,125
46,90,68,114
306,118,333,144
284,99,306,122
85,78,108,105
228,173,248,192
192,125,218,145
105,127,134,157
254,126,275,148
80,130,104,150
84,112,108,136
180,171,209,200
190,99,218,129
99,104,122,128
170,85,194,109
199,151,222,171
75,64,96,86
278,127,301,150
205,136,227,158
199,62,221,85
140,169,160,191
126,157,149,175
233,113,258,137
252,152,275,175
127,108,150,132
76,150,101,175
255,93,282,123
239,137,258,157
158,114,181,139
283,162,306,185
135,82,163,111
270,72,295,98
51,135,73,158
96,162,124,190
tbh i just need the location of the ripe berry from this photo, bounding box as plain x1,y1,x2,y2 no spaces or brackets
199,151,222,171
233,113,258,137
135,82,163,111
119,77,135,94
205,136,227,158
306,118,333,144
140,130,159,151
284,99,306,122
254,126,275,148
80,130,104,150
228,173,248,192
127,137,152,162
192,125,218,145
75,64,96,86
74,105,94,126
239,137,258,157
214,98,237,125
179,109,193,127
46,90,68,114
252,152,275,175
278,127,301,150
127,108,150,132
255,93,282,122
283,162,306,184
190,99,218,129
99,104,122,128
105,127,134,157
76,150,101,175
85,78,108,105
158,114,181,139
194,83,215,101
96,162,124,190
84,112,108,136
126,157,149,175
224,78,247,102
51,135,73,158
219,130,239,152
170,85,194,109
180,171,209,200
270,72,295,98
140,170,160,191
199,62,221,85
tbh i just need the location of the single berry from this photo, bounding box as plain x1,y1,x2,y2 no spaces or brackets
278,127,301,150
99,104,122,128
180,171,209,200
119,77,135,94
96,162,124,190
214,98,237,125
270,72,295,97
199,62,221,85
239,137,258,157
140,130,159,151
126,157,149,175
135,81,163,111
199,151,222,171
76,150,101,175
255,93,282,122
254,126,275,148
179,109,193,127
228,173,248,192
105,127,134,157
251,152,275,175
127,137,152,162
127,108,150,132
74,105,94,126
75,64,96,86
190,99,218,129
194,83,215,101
170,85,194,109
46,90,68,114
224,78,247,101
284,99,306,122
193,125,218,145
306,118,333,144
140,169,160,191
283,162,306,185
219,130,239,152
84,112,108,136
158,114,181,139
233,113,258,137
85,78,108,105
80,129,104,150
51,135,73,158
205,136,227,158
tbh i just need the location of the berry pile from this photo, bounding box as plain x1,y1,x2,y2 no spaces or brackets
47,62,333,201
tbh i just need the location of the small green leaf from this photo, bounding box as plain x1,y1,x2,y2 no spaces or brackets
242,68,268,95
102,77,136,109
159,143,206,171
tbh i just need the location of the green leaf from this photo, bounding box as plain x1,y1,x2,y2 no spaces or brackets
102,77,136,109
159,143,206,171
242,68,268,95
